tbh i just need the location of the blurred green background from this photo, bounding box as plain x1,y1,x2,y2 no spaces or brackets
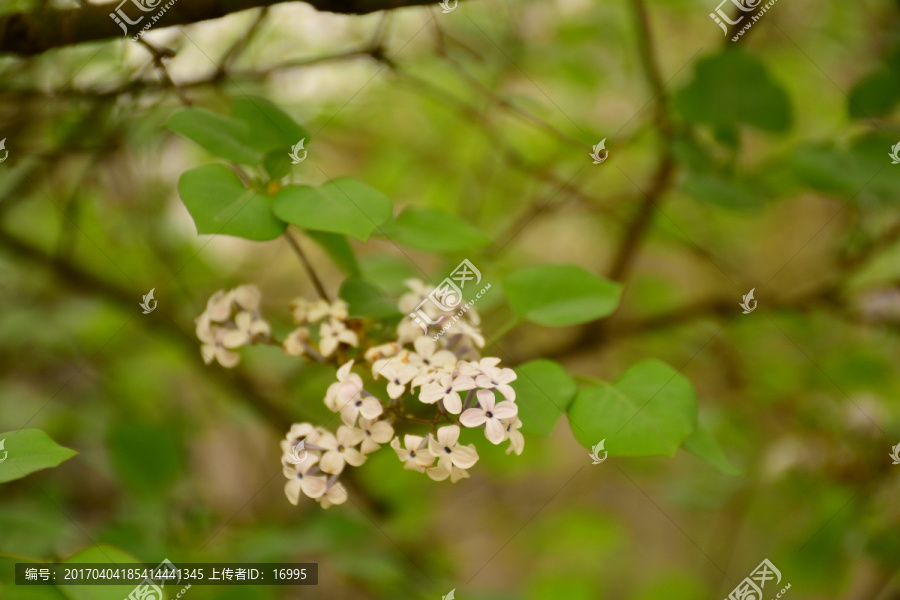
2,0,900,598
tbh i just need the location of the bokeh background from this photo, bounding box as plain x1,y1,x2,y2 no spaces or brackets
2,0,900,598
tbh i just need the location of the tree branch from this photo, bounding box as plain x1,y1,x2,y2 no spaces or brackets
0,0,444,56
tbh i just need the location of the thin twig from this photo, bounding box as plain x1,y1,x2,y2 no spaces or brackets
284,230,330,301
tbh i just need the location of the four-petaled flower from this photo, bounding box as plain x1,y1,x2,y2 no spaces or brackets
390,435,435,472
319,317,358,357
419,373,476,414
428,425,478,469
284,456,328,503
460,389,519,444
317,426,367,474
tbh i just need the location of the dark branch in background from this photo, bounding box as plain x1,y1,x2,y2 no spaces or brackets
0,0,443,56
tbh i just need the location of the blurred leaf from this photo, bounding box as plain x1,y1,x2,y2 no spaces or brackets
847,68,900,119
306,231,361,277
682,416,742,475
675,50,792,133
377,206,490,252
107,423,182,497
339,278,401,319
527,576,596,600
504,264,621,326
272,178,392,241
231,96,309,153
0,429,76,483
682,172,765,209
167,108,261,165
567,360,698,456
60,545,142,600
513,360,576,436
262,150,292,181
177,165,287,241
629,572,710,600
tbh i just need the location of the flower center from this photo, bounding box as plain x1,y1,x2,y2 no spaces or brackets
485,411,493,418
444,447,452,454
337,444,345,452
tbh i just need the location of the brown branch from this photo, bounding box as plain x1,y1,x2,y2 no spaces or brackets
0,0,447,56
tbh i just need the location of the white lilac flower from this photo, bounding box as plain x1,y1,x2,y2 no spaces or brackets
319,317,358,357
427,463,471,483
412,337,457,371
460,389,519,444
197,319,240,368
364,342,401,363
374,361,418,399
357,417,395,454
474,362,517,402
232,285,262,312
390,435,435,472
458,357,502,378
325,361,366,414
283,327,309,357
427,425,478,469
317,426,366,474
450,321,485,348
205,289,233,322
222,311,270,349
502,418,525,455
284,457,328,503
418,373,476,414
339,391,383,426
398,279,432,313
317,481,348,508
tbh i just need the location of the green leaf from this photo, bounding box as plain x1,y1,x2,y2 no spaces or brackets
377,206,490,252
263,149,292,181
848,68,900,119
682,172,766,209
306,230,361,277
682,417,742,476
504,264,622,326
231,96,309,153
272,177,393,241
339,278,401,319
107,423,183,497
513,360,577,436
167,107,262,165
567,360,698,457
675,50,792,133
0,429,76,483
177,164,287,241
61,546,143,600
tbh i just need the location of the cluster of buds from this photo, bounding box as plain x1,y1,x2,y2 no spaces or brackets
196,280,523,509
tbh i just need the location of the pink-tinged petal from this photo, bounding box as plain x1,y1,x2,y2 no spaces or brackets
414,451,436,468
452,375,477,391
343,447,367,467
300,475,328,499
442,391,463,414
460,408,488,428
360,438,381,454
492,401,518,419
360,398,383,420
369,421,394,442
319,451,345,474
475,389,496,411
484,419,506,444
284,479,302,505
319,337,338,357
217,348,240,368
418,385,445,404
337,360,354,381
438,425,461,447
427,466,451,481
451,444,478,469
496,384,517,402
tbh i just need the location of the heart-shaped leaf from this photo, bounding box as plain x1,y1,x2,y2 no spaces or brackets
377,206,490,252
513,360,577,436
504,264,621,326
0,429,76,483
272,177,393,241
232,96,309,153
567,360,698,457
177,164,287,241
167,108,262,165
